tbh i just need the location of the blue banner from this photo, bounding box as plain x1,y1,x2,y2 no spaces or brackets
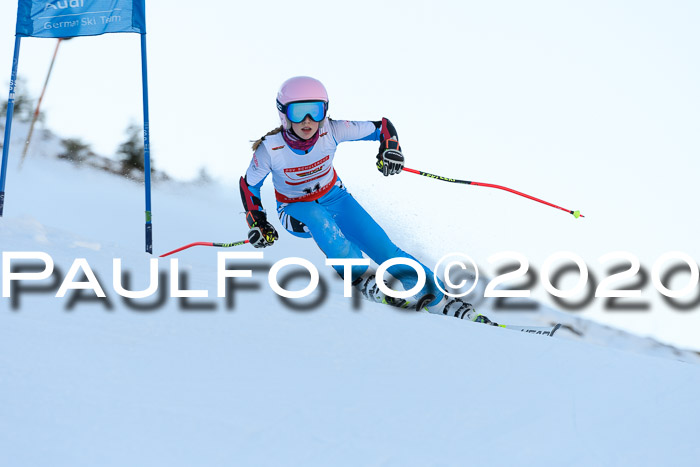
16,0,146,38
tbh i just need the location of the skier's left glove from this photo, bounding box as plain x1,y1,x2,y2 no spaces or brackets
376,139,404,176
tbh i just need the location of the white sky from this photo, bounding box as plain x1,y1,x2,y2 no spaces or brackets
1,1,698,181
2,0,700,349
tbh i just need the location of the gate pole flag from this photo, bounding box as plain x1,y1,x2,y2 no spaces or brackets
1,0,152,253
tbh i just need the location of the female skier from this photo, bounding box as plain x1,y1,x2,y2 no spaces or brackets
239,76,496,324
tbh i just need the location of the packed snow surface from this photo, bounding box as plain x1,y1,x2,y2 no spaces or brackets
1,127,699,466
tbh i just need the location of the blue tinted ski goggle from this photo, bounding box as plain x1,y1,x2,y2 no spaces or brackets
276,100,328,123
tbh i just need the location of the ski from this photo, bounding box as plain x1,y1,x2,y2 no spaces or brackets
498,323,561,337
352,278,562,337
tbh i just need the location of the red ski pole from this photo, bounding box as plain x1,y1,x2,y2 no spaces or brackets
402,167,584,218
159,240,249,258
20,38,63,168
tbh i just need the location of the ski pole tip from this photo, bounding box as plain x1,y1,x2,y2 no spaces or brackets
572,210,584,219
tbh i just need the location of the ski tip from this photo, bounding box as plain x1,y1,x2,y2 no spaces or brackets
550,323,562,337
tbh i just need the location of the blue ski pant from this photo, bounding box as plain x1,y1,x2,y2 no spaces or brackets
277,184,443,304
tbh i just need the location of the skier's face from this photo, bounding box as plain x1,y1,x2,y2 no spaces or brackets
291,115,319,140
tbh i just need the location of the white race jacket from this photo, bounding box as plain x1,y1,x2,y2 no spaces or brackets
244,119,378,203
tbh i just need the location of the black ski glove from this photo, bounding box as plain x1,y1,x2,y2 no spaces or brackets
376,138,404,176
246,210,279,248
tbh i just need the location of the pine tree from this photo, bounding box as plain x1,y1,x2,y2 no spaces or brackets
195,167,214,185
0,77,43,123
57,137,95,163
117,123,151,175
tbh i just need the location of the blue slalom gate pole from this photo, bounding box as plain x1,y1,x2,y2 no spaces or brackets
0,36,22,217
140,33,153,254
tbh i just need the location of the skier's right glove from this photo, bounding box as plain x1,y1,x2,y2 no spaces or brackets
246,210,279,248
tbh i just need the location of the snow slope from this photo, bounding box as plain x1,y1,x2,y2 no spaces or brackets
2,128,700,466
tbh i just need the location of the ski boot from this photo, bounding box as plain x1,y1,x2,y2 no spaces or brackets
436,297,498,326
415,293,437,311
353,274,383,303
353,274,412,309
